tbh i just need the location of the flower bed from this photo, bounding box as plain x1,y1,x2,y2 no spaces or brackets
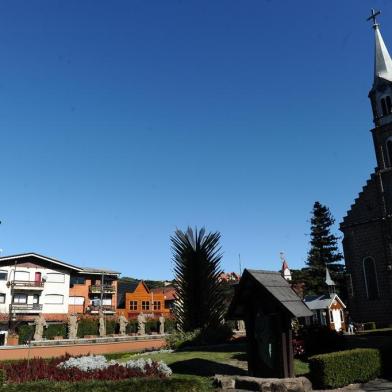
0,355,172,383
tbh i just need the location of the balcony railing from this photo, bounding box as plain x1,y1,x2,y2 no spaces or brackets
9,280,44,289
89,284,116,294
87,305,115,313
9,304,43,312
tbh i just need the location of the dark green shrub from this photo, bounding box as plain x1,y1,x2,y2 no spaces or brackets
309,348,381,389
301,326,345,357
17,325,34,344
145,320,159,334
165,330,200,349
44,324,67,340
165,319,176,333
77,318,99,337
105,319,116,335
126,320,138,334
364,321,377,330
0,368,5,384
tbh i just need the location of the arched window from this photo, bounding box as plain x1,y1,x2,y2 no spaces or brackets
381,98,387,116
387,96,392,113
363,257,379,300
386,138,392,166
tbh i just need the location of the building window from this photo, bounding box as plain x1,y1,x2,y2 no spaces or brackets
387,96,392,113
381,98,387,116
0,294,5,304
340,309,344,322
13,294,27,304
129,301,137,311
0,271,7,281
153,301,161,310
33,295,39,304
142,301,150,310
70,276,86,286
363,257,379,300
329,310,333,322
45,294,64,304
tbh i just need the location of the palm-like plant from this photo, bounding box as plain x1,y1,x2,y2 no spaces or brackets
171,227,225,332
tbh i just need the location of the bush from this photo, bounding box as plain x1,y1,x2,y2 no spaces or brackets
0,368,5,384
145,320,159,334
17,325,34,344
0,378,207,392
165,330,200,350
364,321,377,330
301,326,345,357
165,323,233,349
44,324,67,340
164,319,176,334
309,348,381,389
126,320,138,334
105,320,116,335
77,319,99,338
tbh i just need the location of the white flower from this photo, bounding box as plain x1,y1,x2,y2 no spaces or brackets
57,354,172,377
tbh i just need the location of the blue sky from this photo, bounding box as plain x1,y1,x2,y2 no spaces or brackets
0,0,388,279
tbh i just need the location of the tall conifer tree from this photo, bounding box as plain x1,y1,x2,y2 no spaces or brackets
305,201,344,294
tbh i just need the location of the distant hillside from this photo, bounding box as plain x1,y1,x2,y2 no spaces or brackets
120,276,173,290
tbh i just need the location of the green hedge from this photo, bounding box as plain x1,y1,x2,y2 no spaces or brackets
105,320,116,335
0,377,208,392
17,325,34,344
126,320,138,334
309,348,381,389
77,319,99,338
0,368,5,384
44,324,67,340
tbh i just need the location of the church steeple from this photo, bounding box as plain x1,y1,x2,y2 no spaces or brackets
368,10,392,127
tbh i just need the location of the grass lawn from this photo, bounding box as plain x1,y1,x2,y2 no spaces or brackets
106,344,309,389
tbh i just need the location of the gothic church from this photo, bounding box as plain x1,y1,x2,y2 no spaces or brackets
341,11,392,326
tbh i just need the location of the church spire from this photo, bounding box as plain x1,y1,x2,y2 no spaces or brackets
367,9,392,127
373,24,392,83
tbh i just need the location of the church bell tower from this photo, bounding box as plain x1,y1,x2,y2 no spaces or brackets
340,9,392,327
368,9,392,169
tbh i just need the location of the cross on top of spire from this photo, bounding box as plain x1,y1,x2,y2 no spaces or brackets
367,9,381,28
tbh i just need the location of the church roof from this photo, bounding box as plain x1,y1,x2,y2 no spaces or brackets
374,24,392,84
304,294,346,311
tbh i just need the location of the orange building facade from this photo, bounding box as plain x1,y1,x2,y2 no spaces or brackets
117,281,172,319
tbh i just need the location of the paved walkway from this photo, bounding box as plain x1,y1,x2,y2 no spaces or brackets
315,379,392,392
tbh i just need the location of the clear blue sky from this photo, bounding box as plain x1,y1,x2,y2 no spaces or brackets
0,0,388,279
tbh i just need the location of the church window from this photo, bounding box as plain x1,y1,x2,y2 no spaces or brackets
381,98,387,116
387,96,392,113
386,138,392,166
363,257,379,300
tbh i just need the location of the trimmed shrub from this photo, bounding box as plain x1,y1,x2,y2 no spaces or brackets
301,325,345,357
105,320,116,335
44,324,67,340
165,330,200,350
17,325,34,344
145,320,159,334
126,320,138,334
309,348,381,389
77,319,99,338
164,319,176,333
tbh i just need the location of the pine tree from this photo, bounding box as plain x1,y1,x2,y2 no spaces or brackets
305,201,344,295
171,227,226,332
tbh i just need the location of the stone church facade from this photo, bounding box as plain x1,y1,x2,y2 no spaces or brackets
340,15,392,326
